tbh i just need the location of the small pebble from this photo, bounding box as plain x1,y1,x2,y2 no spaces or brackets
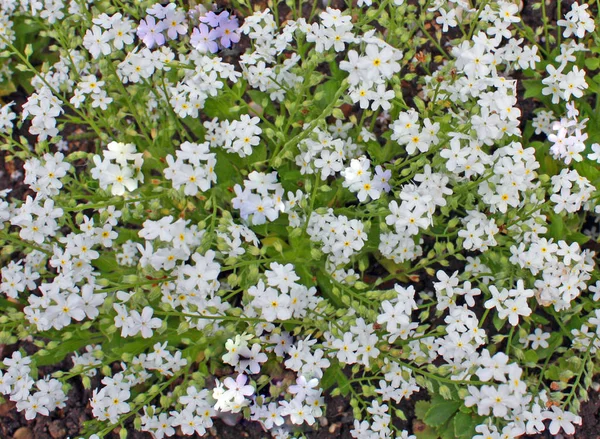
48,421,67,439
13,427,33,439
0,401,14,416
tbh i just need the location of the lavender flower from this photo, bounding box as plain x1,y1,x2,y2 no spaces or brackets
190,23,219,54
164,9,188,40
199,10,228,27
136,15,166,48
215,15,240,48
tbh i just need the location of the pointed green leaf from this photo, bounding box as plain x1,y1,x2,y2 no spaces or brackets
424,400,461,427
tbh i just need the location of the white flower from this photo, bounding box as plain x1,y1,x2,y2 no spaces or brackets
83,25,112,59
127,307,162,338
542,406,582,435
436,8,457,32
588,143,600,162
527,328,550,350
265,263,299,293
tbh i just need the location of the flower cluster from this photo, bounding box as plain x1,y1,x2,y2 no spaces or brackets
557,2,595,38
167,53,234,117
21,87,63,141
391,109,441,155
164,141,217,195
23,152,71,198
247,263,320,322
0,102,16,133
91,141,144,196
342,155,391,202
0,352,67,421
380,165,450,263
550,168,595,214
307,209,366,267
232,171,285,225
191,10,241,54
458,210,499,252
145,386,213,437
548,102,589,164
137,4,187,49
10,196,63,245
83,12,135,58
205,115,262,158
70,74,113,110
239,11,302,101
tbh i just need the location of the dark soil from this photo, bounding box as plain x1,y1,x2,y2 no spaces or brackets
576,389,600,439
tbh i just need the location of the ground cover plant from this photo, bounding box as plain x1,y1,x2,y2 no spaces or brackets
0,0,600,438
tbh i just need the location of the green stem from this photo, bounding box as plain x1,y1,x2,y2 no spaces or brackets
563,334,597,409
541,0,551,54
96,277,177,294
416,16,449,59
0,37,106,141
388,354,487,386
273,79,349,163
506,326,515,356
0,232,52,255
105,60,153,144
63,194,165,212
156,310,306,326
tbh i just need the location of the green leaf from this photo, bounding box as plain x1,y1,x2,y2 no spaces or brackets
214,149,239,188
522,79,543,99
573,161,600,184
585,57,600,71
567,232,590,245
524,350,538,364
493,312,505,332
440,418,457,439
93,254,119,273
314,78,341,109
413,423,439,439
33,337,95,366
374,254,410,283
586,78,600,94
0,297,21,309
367,141,383,163
115,227,141,245
13,16,47,55
0,79,16,97
415,400,432,419
105,336,157,358
548,214,565,240
414,96,426,113
454,412,481,439
454,411,473,437
328,61,344,80
316,270,343,307
321,363,351,396
424,400,462,427
280,168,302,182
203,95,238,119
287,234,312,261
545,364,560,381
262,236,289,251
530,313,550,325
294,264,315,286
246,90,277,117
522,121,535,144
